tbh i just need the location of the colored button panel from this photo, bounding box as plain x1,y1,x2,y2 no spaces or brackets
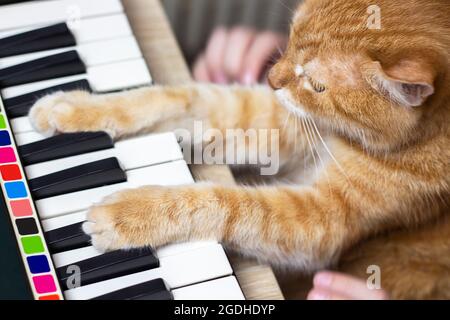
5,181,27,198
0,115,6,129
0,147,16,163
33,275,57,294
10,199,33,217
21,236,45,254
16,218,39,235
0,164,22,181
27,255,51,274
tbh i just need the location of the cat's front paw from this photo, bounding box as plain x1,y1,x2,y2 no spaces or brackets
82,187,189,252
29,91,116,137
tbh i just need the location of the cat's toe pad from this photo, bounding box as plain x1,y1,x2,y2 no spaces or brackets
83,206,125,252
29,93,81,136
29,91,91,136
29,93,67,136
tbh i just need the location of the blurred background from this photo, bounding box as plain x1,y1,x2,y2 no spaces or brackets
162,0,299,64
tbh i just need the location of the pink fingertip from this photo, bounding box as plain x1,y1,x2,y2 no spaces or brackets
314,272,333,287
242,72,256,85
214,73,228,84
307,290,329,300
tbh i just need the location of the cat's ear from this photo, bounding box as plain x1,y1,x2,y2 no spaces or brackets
362,58,435,107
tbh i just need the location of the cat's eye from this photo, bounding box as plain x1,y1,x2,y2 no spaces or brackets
309,77,326,93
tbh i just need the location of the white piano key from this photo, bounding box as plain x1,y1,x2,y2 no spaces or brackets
156,242,218,260
52,241,217,268
4,58,152,103
42,211,88,232
63,244,233,300
10,117,33,134
0,14,133,47
0,36,142,69
89,59,152,92
2,74,87,99
0,0,123,31
27,149,116,179
172,276,245,300
36,160,194,219
25,133,184,179
69,14,133,43
54,247,99,267
14,132,47,146
3,58,152,100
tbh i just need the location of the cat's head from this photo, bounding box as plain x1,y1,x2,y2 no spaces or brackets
269,0,449,152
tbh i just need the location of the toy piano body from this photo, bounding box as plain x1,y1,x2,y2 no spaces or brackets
0,0,245,300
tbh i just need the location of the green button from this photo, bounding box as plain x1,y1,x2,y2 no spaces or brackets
21,236,45,254
0,115,6,129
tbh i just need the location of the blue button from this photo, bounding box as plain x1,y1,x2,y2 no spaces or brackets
5,181,27,198
0,131,11,146
27,255,51,274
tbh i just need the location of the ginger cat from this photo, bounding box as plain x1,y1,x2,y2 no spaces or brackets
29,0,449,299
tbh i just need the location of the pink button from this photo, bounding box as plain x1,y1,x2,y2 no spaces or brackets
11,199,33,217
32,275,57,294
0,147,16,164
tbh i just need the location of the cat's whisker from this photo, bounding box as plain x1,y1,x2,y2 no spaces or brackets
276,45,284,57
294,115,299,154
283,111,292,134
308,116,352,184
300,117,318,175
304,118,333,194
355,128,363,148
276,0,295,14
283,112,296,152
304,117,324,168
358,128,369,154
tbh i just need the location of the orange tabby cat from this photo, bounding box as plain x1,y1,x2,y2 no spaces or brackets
29,0,449,299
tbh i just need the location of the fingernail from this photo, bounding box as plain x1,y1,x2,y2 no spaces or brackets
242,72,256,85
314,272,333,287
308,290,329,300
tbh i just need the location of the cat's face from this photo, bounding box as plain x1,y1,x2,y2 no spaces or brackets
269,0,446,152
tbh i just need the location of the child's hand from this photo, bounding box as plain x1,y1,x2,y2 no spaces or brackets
307,271,390,300
193,27,287,85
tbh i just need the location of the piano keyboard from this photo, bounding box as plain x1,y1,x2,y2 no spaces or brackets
0,0,245,300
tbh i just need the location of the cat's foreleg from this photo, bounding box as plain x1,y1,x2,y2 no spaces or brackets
28,86,195,139
82,182,349,270
82,154,440,271
29,84,304,167
29,84,289,137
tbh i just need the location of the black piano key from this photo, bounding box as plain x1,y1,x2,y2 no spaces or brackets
0,50,86,88
4,79,92,118
45,222,91,254
28,157,126,200
57,248,160,290
92,279,173,300
19,131,113,166
133,290,173,301
0,23,76,58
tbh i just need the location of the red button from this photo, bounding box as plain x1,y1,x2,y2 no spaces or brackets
0,164,22,181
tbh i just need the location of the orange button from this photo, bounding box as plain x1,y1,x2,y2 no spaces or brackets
39,294,61,300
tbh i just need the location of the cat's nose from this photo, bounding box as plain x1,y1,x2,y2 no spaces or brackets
268,66,282,90
268,62,289,90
